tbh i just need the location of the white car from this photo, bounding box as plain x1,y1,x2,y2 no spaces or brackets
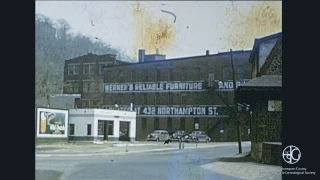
147,130,170,141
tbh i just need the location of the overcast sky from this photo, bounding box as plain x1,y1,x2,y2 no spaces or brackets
35,1,282,60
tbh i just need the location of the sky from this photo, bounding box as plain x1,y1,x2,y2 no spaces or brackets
35,1,282,60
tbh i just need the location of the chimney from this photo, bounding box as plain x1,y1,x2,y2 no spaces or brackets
156,48,159,54
206,50,210,56
138,49,145,63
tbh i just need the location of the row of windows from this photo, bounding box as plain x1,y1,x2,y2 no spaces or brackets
116,66,244,82
68,62,113,75
141,118,187,131
114,93,200,105
65,81,97,93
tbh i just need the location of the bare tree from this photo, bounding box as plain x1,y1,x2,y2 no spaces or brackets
35,13,134,108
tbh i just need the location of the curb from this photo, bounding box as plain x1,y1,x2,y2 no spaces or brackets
36,145,222,157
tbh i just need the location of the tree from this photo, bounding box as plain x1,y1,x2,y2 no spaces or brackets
35,13,135,108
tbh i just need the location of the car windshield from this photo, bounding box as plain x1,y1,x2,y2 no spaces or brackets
153,131,161,134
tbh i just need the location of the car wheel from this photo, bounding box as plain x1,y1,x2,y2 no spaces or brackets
156,138,159,142
206,139,209,143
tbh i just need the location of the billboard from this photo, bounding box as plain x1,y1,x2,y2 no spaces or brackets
36,108,68,138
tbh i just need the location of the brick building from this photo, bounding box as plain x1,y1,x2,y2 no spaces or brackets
63,53,129,108
102,49,252,141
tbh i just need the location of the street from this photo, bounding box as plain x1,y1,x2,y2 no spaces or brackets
36,144,250,180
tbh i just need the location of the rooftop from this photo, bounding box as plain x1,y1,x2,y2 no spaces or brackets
249,32,282,63
239,75,282,87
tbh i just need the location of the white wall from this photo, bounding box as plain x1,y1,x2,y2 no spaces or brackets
69,109,95,136
69,109,136,139
69,117,94,136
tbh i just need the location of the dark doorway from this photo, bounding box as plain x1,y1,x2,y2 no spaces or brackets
119,121,130,141
102,121,114,141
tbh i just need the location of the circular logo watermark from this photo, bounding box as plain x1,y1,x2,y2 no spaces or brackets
283,145,301,164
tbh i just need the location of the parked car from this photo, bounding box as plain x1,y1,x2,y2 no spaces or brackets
185,131,211,143
147,130,170,141
171,130,188,141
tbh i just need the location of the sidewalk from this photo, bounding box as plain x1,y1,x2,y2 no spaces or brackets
36,141,251,157
201,152,282,180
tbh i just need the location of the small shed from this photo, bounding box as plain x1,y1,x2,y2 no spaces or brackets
68,108,136,142
236,75,282,165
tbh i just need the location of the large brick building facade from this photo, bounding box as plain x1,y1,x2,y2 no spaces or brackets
63,53,129,108
102,50,252,141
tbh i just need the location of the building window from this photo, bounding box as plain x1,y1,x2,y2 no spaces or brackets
195,67,201,80
67,82,80,93
119,94,123,105
167,118,172,131
168,69,174,81
142,118,147,130
130,93,135,103
154,118,159,130
194,93,200,104
82,100,92,108
143,93,147,105
99,63,112,74
99,63,105,74
119,70,124,82
131,70,136,81
98,120,104,135
180,118,185,130
181,68,186,81
82,101,87,108
194,118,199,130
83,81,94,93
156,69,161,81
237,65,244,80
143,69,148,81
87,124,92,135
73,82,80,93
69,124,75,135
181,94,187,105
155,93,160,105
68,64,80,75
167,93,173,105
223,66,229,81
208,73,215,87
83,63,96,74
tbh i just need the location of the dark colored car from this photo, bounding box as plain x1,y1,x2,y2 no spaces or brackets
185,131,211,143
171,130,188,141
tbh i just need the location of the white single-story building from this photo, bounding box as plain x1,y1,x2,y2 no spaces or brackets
68,108,136,142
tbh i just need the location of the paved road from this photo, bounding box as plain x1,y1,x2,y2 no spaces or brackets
36,145,250,180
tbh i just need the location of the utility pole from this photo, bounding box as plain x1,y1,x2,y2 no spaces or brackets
230,49,242,154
